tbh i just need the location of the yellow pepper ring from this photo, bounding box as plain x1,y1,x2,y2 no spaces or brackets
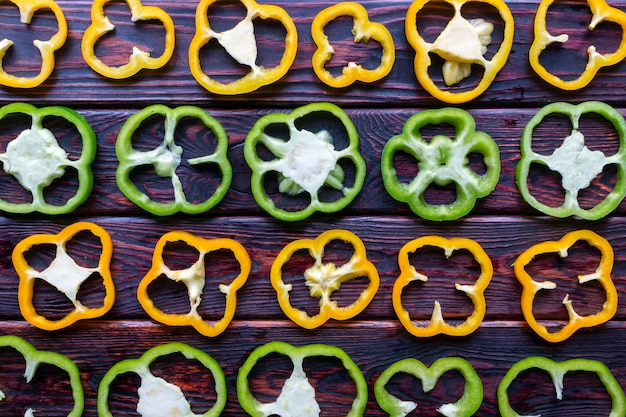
529,0,626,90
405,0,514,103
393,236,493,337
311,1,395,88
0,0,68,88
189,0,298,95
81,0,175,79
513,229,618,343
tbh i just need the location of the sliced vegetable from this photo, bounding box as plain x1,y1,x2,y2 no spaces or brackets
498,356,626,417
381,107,500,220
0,0,67,88
311,2,395,88
513,229,617,343
237,341,367,417
0,335,84,417
0,102,96,214
530,0,626,90
270,229,379,329
137,231,251,337
405,0,514,103
393,236,492,337
12,221,115,331
98,342,226,417
244,102,366,221
375,357,483,417
189,0,297,94
115,104,232,216
516,101,626,220
82,0,175,79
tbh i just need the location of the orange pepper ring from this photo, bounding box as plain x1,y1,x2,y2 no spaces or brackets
513,229,617,343
393,235,493,337
137,231,251,337
13,222,115,331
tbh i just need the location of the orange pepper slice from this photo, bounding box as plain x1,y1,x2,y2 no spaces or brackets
513,229,618,342
137,231,251,337
12,222,115,331
270,229,379,329
393,236,492,337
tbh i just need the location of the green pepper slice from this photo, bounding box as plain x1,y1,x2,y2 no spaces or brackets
0,102,96,214
516,101,626,220
97,342,226,417
0,335,84,417
237,341,367,416
498,356,626,417
374,357,483,417
116,104,232,215
244,102,366,221
381,107,500,220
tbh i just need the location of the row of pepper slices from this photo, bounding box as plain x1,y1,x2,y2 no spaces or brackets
3,335,625,416
5,0,626,100
2,99,625,222
11,222,616,343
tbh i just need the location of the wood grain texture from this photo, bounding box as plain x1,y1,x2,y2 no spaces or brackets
1,0,626,415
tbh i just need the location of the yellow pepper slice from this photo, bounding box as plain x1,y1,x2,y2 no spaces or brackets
530,0,626,90
0,0,67,88
393,236,493,337
81,0,175,79
137,231,251,337
189,0,297,95
405,0,514,103
311,2,395,88
513,229,618,343
270,229,379,329
12,222,115,331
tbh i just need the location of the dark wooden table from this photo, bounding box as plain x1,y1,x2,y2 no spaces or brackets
1,0,626,415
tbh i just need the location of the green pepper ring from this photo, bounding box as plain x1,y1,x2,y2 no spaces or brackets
116,104,233,216
0,102,96,214
97,342,226,417
0,335,84,417
237,341,368,416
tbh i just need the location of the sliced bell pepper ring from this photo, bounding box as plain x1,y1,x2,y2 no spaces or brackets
189,0,297,95
115,104,232,216
81,0,175,79
513,229,617,343
311,2,395,88
0,102,96,215
374,357,483,417
381,107,500,221
270,229,379,329
137,231,251,337
498,356,626,417
12,221,115,331
405,0,514,103
237,341,367,417
244,102,366,221
516,101,626,220
393,236,492,337
530,0,626,90
0,0,67,88
98,342,226,417
0,335,84,417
